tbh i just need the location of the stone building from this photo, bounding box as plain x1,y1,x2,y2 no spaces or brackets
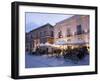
26,15,89,53
26,23,54,52
25,33,30,52
54,15,89,49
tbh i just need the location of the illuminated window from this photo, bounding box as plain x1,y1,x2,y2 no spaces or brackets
58,31,62,38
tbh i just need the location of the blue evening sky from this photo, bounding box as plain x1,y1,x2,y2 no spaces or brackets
25,12,74,33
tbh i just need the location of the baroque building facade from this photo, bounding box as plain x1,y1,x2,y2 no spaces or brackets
54,15,89,49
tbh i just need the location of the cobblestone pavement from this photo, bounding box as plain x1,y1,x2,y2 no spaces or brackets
25,54,89,68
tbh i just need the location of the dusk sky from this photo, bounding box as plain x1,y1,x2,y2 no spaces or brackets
25,12,74,33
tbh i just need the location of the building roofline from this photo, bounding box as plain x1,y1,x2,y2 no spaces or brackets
28,23,53,33
55,15,89,25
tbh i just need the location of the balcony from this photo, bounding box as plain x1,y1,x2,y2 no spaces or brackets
74,30,85,35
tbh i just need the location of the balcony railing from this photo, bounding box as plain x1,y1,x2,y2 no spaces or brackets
74,30,86,35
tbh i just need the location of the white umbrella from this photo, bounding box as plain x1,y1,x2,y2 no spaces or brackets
55,40,67,45
39,43,45,46
70,40,86,45
45,42,51,45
